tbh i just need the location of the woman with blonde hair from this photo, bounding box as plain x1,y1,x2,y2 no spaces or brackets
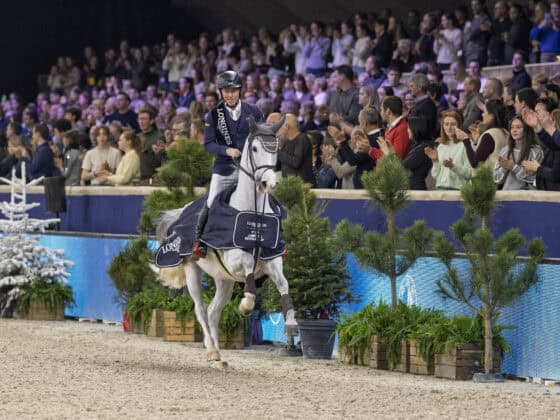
98,130,141,186
424,110,472,189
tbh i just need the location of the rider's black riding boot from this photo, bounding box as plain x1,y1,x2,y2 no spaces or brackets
193,205,209,258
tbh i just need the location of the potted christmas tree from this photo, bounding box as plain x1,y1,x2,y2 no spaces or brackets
0,164,73,319
264,176,353,359
433,167,545,382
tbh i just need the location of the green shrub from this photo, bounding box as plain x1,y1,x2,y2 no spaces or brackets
17,278,75,315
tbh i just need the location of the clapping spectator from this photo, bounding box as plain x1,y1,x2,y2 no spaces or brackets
494,116,543,190
97,131,141,186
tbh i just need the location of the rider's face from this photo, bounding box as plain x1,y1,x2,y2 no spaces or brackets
222,88,240,107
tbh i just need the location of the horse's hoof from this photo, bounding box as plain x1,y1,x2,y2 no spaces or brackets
238,296,255,317
216,360,229,369
207,350,221,361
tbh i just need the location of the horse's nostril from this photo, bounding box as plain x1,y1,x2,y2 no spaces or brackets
262,181,268,187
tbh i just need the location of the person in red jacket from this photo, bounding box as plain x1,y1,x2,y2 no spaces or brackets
357,96,411,161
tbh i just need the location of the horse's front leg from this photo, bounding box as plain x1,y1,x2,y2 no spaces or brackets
239,272,257,317
185,262,219,361
207,278,234,353
262,257,298,337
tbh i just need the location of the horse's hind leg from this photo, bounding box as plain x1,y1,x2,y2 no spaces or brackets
207,278,234,352
185,262,219,361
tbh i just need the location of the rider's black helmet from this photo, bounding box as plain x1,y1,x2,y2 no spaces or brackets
217,70,242,90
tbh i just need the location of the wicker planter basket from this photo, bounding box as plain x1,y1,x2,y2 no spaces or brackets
26,298,64,321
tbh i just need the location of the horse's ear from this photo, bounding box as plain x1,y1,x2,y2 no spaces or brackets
248,115,257,133
270,116,286,134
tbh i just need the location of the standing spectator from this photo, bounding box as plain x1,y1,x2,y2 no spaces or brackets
433,13,463,70
487,0,511,66
351,23,372,75
277,114,315,185
494,116,543,190
177,77,195,108
332,21,354,67
505,4,532,64
20,124,59,181
107,93,139,131
358,96,411,161
58,130,82,186
462,77,483,130
362,56,387,89
408,73,438,138
137,107,164,180
162,40,187,91
372,19,394,69
327,65,361,125
391,39,416,73
416,13,436,63
303,21,331,76
464,0,491,65
514,87,539,115
424,110,472,190
81,126,122,185
510,51,532,89
338,108,381,188
292,74,313,103
531,0,560,62
299,101,317,133
284,25,308,76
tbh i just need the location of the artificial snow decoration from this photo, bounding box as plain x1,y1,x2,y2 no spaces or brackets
0,164,73,317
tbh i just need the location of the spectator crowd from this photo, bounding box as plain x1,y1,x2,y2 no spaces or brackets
2,0,560,191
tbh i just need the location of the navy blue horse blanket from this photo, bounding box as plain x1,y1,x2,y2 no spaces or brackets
155,187,286,268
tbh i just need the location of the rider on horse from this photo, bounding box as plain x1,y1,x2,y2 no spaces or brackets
193,70,264,258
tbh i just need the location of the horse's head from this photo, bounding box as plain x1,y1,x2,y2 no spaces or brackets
243,115,285,194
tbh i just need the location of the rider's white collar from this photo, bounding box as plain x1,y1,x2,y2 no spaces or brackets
226,101,242,121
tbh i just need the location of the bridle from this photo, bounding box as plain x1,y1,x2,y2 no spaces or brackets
236,132,278,187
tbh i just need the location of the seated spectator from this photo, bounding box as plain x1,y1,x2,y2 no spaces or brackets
510,51,532,89
532,73,549,97
391,39,416,73
292,74,313,103
464,99,509,170
20,124,60,181
514,87,539,115
313,139,338,188
424,110,472,190
52,118,72,154
380,66,407,97
0,134,16,177
494,116,543,190
503,83,519,123
403,117,435,190
362,56,387,90
327,65,361,125
107,93,140,131
81,126,122,185
190,118,205,144
482,78,504,102
427,82,449,116
277,114,315,186
546,83,560,105
58,130,82,186
299,100,317,133
467,59,488,91
97,131,141,186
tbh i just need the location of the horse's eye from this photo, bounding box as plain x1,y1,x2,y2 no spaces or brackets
252,146,258,152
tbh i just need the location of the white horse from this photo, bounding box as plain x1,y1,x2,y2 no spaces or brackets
152,116,297,363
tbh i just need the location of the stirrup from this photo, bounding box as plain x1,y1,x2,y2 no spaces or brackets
192,241,207,258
